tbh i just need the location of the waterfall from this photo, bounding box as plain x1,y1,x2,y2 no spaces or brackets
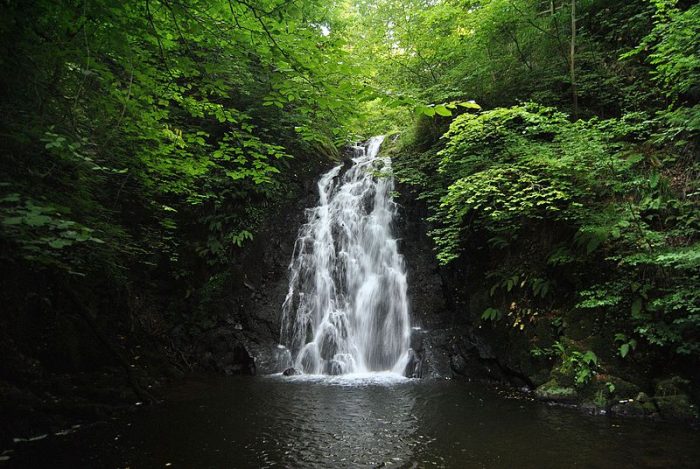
279,136,411,375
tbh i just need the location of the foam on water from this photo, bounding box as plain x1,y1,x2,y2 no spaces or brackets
268,371,411,387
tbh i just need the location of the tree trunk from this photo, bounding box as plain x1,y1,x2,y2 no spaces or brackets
570,0,578,120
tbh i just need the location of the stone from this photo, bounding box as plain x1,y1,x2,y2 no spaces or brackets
327,360,344,376
282,367,300,376
319,325,339,361
410,328,425,352
655,394,698,421
450,353,468,376
655,376,690,397
403,349,423,378
610,401,648,418
534,379,578,403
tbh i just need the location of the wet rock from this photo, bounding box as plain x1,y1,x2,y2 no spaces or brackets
282,367,300,376
418,328,457,378
610,400,651,418
197,328,256,375
534,379,577,403
465,331,496,361
299,346,320,374
655,376,690,397
403,349,423,378
450,353,468,376
327,360,344,376
580,401,607,416
655,394,698,420
222,345,256,375
529,369,552,388
607,376,641,400
410,328,425,352
319,325,339,361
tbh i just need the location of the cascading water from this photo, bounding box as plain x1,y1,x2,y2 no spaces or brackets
278,136,411,375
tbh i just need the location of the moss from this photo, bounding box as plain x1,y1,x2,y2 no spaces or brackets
550,367,576,388
641,401,658,414
535,379,578,403
654,395,698,420
655,376,691,397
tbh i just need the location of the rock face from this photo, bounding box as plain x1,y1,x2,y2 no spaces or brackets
218,149,541,385
196,327,256,375
188,157,338,376
395,182,536,386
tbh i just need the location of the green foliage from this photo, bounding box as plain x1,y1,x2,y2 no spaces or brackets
615,333,638,358
0,193,110,273
481,307,502,322
533,341,599,387
381,0,698,383
623,2,700,143
0,0,362,281
396,98,699,360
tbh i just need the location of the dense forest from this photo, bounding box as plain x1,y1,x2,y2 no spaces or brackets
1,0,699,452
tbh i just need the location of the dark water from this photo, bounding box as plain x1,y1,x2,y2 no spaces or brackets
6,375,700,468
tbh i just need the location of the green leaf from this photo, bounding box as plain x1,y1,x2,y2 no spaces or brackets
434,105,452,117
620,343,630,358
24,213,51,227
48,238,73,249
582,351,598,366
481,307,502,321
457,101,481,110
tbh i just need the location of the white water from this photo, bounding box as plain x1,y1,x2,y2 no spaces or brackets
279,136,411,376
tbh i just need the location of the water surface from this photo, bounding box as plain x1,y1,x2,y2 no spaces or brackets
7,376,700,468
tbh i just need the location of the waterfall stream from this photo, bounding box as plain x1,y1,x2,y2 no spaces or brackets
279,136,411,375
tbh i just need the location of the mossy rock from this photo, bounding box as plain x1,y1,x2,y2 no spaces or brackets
655,376,691,397
578,379,613,407
654,394,698,421
580,401,606,415
535,379,578,403
610,400,655,418
549,367,576,388
607,376,641,400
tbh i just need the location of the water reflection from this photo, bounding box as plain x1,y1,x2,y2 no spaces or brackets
6,377,700,468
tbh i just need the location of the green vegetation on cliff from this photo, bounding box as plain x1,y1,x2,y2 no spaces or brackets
366,0,698,402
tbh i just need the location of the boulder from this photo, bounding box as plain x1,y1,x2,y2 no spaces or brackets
534,379,578,403
610,400,651,418
450,353,468,376
282,367,300,376
655,394,698,421
655,376,690,397
403,349,423,378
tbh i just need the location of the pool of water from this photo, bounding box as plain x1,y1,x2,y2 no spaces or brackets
6,375,700,468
